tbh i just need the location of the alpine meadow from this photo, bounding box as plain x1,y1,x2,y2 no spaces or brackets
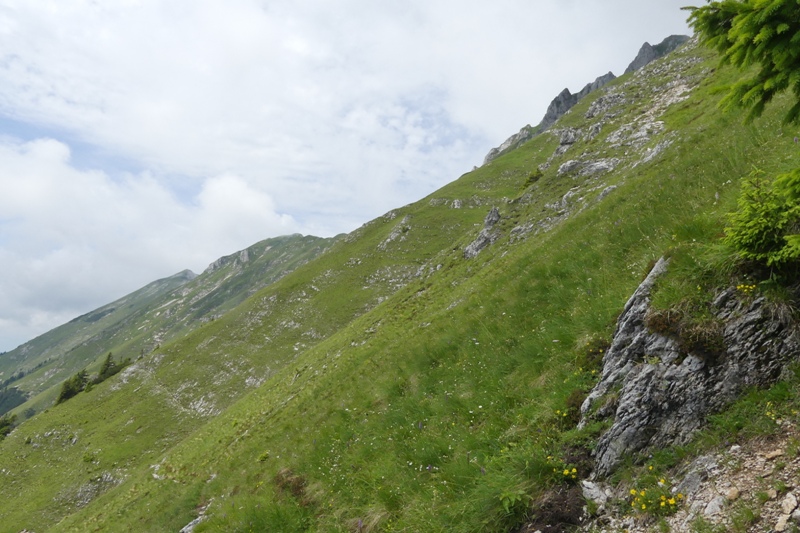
2,3,800,532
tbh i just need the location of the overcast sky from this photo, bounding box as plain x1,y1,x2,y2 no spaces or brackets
0,0,692,352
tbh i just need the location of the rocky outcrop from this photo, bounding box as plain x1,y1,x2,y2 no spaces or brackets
464,207,501,259
624,42,657,75
580,258,800,478
539,72,617,132
482,126,536,166
624,35,690,74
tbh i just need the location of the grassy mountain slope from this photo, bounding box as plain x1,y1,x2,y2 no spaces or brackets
1,38,798,532
0,270,196,416
0,234,334,418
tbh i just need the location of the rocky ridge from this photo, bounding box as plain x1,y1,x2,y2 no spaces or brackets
483,35,691,166
466,40,706,259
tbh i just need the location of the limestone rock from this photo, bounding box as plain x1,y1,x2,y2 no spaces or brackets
766,449,785,460
675,454,716,497
464,208,501,259
703,495,726,517
539,72,616,131
580,258,800,478
482,125,536,165
579,159,620,177
557,160,581,176
624,35,690,74
782,492,798,515
624,42,657,75
581,480,609,509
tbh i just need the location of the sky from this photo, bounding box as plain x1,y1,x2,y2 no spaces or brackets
0,0,692,352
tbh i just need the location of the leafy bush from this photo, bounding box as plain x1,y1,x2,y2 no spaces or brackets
724,168,800,269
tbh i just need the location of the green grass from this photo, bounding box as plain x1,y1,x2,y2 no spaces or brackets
1,39,799,532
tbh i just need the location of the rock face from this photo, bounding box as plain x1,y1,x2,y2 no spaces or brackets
482,126,536,166
580,258,800,478
624,42,657,74
624,35,690,74
464,207,501,259
539,72,617,132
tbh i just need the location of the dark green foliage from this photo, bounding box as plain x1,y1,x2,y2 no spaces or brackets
55,370,88,405
724,168,800,269
1,371,25,388
0,413,16,440
522,168,543,190
0,387,27,417
51,352,135,406
99,352,116,379
687,0,800,124
94,352,128,384
563,389,587,426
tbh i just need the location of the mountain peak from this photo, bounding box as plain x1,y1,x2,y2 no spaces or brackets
482,35,690,166
625,34,690,74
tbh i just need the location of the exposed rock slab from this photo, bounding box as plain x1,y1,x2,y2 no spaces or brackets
464,207,501,259
581,258,800,478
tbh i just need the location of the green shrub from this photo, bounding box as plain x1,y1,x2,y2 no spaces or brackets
724,168,800,269
521,168,543,189
55,370,88,405
0,413,16,440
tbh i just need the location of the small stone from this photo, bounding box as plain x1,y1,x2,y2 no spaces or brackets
729,444,741,454
703,495,726,517
726,488,740,501
581,480,608,507
768,489,779,500
766,449,785,460
792,508,800,524
776,514,791,532
782,493,798,515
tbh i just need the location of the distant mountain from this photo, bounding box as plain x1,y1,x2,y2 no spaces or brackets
0,233,334,417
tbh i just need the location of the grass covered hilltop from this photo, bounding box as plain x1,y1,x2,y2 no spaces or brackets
2,6,800,532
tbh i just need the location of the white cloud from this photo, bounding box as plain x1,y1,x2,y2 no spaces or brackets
0,137,298,349
0,0,691,350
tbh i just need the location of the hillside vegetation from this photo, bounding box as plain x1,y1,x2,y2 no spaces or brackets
0,36,798,532
0,234,334,419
